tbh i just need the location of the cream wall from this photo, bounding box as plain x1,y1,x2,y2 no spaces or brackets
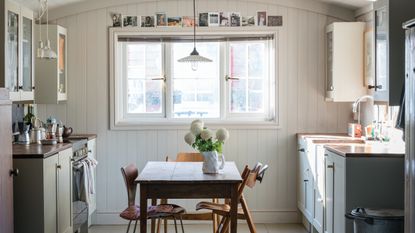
36,0,354,224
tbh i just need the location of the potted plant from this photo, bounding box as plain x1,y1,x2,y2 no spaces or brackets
184,120,229,174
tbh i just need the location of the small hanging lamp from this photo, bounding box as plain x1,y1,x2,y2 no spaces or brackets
177,0,212,71
36,0,57,59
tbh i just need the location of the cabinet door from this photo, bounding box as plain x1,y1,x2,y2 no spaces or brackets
313,145,325,233
58,148,73,233
5,1,20,100
297,140,306,213
44,155,59,233
373,7,389,100
324,153,346,233
57,27,67,101
304,146,314,221
19,8,34,101
0,100,13,233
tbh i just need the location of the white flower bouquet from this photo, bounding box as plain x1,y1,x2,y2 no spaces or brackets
184,120,229,153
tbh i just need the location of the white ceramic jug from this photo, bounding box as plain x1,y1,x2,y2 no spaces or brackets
201,151,225,174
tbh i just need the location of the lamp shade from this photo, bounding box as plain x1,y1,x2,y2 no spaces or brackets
177,48,212,63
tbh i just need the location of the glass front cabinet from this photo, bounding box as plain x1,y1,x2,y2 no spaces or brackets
1,1,34,101
35,25,67,103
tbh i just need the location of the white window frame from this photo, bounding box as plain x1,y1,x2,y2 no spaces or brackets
109,27,279,130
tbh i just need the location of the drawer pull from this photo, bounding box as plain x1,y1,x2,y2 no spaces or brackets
9,169,19,177
304,179,309,182
327,165,334,169
298,148,305,152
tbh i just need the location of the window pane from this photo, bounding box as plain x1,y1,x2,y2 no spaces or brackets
229,41,267,114
172,42,220,118
125,43,163,114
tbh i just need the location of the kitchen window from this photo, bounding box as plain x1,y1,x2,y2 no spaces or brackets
110,29,277,129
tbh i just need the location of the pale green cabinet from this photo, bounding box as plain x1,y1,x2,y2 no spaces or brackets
13,148,73,233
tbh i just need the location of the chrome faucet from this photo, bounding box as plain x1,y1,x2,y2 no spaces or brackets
352,95,374,125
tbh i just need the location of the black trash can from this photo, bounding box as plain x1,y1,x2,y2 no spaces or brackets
345,208,404,233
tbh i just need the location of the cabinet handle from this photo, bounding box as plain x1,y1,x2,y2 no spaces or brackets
32,86,35,90
18,86,23,90
298,148,305,152
304,179,309,182
56,164,62,169
9,168,19,177
368,85,382,90
88,150,92,153
327,165,334,169
225,75,239,82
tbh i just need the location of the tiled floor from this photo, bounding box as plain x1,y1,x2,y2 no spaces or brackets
90,223,307,233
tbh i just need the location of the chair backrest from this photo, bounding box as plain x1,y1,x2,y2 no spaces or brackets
166,152,204,162
121,164,139,207
244,162,269,189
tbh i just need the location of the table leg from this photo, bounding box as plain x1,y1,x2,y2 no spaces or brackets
230,184,238,233
140,185,148,233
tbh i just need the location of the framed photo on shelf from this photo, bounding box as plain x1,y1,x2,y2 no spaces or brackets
156,12,167,26
182,16,196,27
123,15,138,27
208,12,220,27
199,13,208,26
256,11,267,26
168,16,182,27
219,12,230,27
268,16,283,26
141,16,155,27
230,12,241,27
242,16,255,26
112,13,122,27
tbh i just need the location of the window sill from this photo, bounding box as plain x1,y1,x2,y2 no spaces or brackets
110,119,281,131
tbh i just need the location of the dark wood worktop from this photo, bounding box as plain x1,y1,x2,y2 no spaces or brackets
67,134,97,141
325,143,405,158
13,143,72,159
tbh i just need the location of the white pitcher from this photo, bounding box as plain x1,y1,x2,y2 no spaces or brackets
201,151,225,174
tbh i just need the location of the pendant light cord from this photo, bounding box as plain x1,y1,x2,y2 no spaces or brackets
193,0,196,49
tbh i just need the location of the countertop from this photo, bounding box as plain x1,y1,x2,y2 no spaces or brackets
67,134,97,141
13,143,73,159
325,143,405,158
297,133,405,158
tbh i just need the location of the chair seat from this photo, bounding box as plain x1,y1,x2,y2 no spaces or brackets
120,204,186,221
196,202,245,218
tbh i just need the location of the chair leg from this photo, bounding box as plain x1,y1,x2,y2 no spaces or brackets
216,216,226,233
164,219,168,233
151,199,157,233
173,216,178,233
240,195,257,233
132,220,138,233
126,220,132,233
156,218,161,233
219,217,230,233
179,215,185,233
212,198,218,233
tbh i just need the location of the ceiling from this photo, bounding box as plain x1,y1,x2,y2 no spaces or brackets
14,0,371,12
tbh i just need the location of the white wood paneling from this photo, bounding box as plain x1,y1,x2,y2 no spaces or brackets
36,0,354,224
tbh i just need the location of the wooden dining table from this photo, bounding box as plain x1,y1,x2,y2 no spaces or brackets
136,161,242,233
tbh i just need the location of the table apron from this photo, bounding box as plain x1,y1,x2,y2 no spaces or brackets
141,183,234,199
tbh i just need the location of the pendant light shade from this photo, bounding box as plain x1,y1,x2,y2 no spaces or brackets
37,0,57,59
177,0,212,70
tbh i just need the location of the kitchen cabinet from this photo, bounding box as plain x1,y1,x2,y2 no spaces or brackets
13,148,73,233
0,0,34,102
35,24,67,104
372,0,415,105
325,22,366,102
297,134,405,233
0,89,13,233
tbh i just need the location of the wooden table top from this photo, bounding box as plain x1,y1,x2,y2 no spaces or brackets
136,162,242,184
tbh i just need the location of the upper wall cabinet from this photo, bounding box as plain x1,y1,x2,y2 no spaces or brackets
325,22,366,102
372,0,415,105
35,25,67,104
0,0,34,102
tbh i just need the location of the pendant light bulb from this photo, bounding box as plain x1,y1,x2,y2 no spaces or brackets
191,62,198,71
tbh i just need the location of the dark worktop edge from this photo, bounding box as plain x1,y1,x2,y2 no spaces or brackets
67,134,97,141
13,143,73,159
325,145,405,158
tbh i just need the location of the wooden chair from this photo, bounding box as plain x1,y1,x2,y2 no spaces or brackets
195,162,269,233
120,164,186,233
158,152,221,233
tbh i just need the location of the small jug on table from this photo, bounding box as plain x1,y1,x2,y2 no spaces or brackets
201,151,225,174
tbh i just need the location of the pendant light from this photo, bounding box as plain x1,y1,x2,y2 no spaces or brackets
37,0,57,59
177,0,212,71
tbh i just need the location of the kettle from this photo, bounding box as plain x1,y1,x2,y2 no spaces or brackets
62,126,73,138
